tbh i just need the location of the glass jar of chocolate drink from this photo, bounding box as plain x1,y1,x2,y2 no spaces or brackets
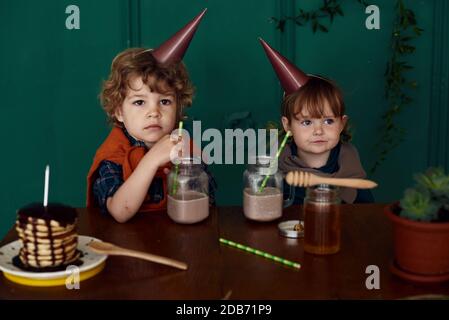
303,184,341,254
167,157,209,224
242,156,294,222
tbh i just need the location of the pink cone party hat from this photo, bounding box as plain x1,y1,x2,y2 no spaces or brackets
259,38,310,95
151,9,207,65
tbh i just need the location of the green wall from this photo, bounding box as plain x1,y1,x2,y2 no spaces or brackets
1,0,448,237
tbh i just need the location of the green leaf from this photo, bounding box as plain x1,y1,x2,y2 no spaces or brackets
408,81,418,88
312,20,318,33
319,24,328,32
277,20,286,32
413,26,424,35
414,168,449,199
336,6,343,16
400,188,439,222
401,36,412,42
402,63,413,70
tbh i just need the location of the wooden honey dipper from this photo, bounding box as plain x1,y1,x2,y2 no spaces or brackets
285,171,377,189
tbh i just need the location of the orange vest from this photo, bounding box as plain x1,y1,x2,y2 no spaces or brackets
86,127,171,212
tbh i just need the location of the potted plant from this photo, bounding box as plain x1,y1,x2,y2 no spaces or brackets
384,167,449,283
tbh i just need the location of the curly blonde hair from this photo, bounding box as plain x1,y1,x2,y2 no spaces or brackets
100,48,195,126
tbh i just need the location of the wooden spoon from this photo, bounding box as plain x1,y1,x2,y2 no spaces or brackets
286,171,377,189
88,241,188,271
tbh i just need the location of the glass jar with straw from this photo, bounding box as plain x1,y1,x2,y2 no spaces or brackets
242,132,295,221
167,156,209,224
167,121,209,224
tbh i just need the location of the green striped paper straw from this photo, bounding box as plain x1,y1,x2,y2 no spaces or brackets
171,121,183,196
258,131,292,193
219,238,301,270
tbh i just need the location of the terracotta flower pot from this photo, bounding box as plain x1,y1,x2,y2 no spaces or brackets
384,203,449,281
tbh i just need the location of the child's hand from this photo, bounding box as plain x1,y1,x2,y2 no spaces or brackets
146,134,179,168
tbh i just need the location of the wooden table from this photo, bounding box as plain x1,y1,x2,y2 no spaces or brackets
1,204,448,299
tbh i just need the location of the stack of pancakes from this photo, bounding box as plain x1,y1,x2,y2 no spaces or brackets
15,204,79,270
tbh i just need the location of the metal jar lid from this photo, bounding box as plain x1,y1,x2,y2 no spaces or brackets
278,220,304,238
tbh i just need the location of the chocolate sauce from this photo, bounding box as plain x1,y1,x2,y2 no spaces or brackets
17,203,77,227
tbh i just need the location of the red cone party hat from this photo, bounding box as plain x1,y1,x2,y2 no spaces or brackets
151,9,207,65
259,38,310,95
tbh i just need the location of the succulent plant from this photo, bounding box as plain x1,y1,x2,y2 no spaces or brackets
399,167,449,222
400,188,439,221
414,167,449,210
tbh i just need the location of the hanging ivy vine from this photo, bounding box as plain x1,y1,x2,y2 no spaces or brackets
271,0,369,33
271,0,422,174
372,0,423,172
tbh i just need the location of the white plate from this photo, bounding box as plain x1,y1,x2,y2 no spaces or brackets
0,235,107,280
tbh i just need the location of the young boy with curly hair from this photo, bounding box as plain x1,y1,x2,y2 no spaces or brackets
87,10,215,222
